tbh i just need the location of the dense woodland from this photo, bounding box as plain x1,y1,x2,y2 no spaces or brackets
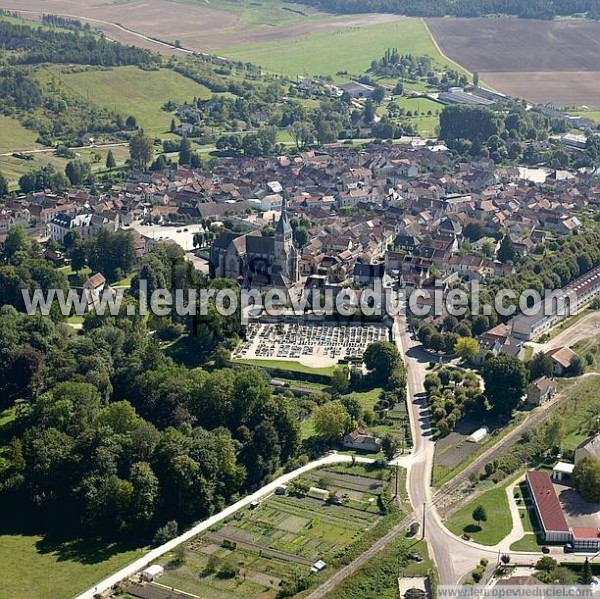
294,0,600,19
0,21,160,67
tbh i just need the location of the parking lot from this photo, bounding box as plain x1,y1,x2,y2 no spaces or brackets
233,322,390,367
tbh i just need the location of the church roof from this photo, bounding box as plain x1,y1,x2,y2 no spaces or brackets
275,200,292,236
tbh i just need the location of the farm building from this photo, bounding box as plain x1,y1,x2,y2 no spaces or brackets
526,471,570,543
141,564,164,582
544,347,578,376
339,81,375,98
437,87,495,106
342,429,382,452
526,376,556,406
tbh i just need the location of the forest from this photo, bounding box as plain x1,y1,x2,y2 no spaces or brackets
0,230,301,543
293,0,600,19
0,21,160,67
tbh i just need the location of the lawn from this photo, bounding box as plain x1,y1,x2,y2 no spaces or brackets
233,358,335,376
509,533,542,552
219,19,465,79
565,108,600,124
0,533,146,599
445,485,513,546
50,67,213,136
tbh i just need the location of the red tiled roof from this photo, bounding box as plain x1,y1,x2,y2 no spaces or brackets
526,471,569,533
572,527,600,539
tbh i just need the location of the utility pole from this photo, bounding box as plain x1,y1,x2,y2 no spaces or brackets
395,464,399,498
422,502,426,540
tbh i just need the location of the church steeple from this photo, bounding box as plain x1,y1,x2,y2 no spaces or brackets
275,196,292,238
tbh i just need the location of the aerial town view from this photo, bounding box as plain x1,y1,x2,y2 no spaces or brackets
3,1,600,598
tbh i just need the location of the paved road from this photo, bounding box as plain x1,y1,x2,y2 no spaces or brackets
72,453,373,599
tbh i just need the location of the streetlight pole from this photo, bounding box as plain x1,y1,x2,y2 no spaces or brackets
422,502,426,540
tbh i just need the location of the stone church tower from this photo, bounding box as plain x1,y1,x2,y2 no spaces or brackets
273,198,299,284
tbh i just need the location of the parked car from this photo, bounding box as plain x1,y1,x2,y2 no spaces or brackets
542,546,550,554
564,543,574,553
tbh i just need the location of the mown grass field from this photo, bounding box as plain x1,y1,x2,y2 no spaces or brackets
0,534,146,599
219,19,466,79
46,67,212,136
0,115,40,153
445,485,513,546
233,358,335,376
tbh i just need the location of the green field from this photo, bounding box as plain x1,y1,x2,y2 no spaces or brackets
219,19,466,79
233,358,335,376
0,533,146,599
50,67,213,136
183,0,326,28
445,485,513,546
0,145,131,188
0,115,40,154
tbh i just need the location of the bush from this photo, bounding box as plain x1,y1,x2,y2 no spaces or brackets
153,520,178,545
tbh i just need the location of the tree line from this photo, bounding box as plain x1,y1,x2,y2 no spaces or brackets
292,0,600,19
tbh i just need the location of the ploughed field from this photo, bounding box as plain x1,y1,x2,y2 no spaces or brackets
427,17,600,108
0,0,405,53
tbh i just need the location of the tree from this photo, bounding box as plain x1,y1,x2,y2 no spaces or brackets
542,416,564,451
179,137,192,166
125,115,138,129
313,402,351,442
482,354,528,417
581,557,593,585
568,354,585,377
536,556,557,573
497,234,516,263
170,118,176,133
455,337,479,362
529,351,554,381
289,121,315,150
472,505,487,525
473,71,480,87
331,366,349,394
363,99,375,124
105,149,116,169
190,152,201,169
129,129,153,169
70,239,87,272
364,341,403,385
572,456,600,503
0,171,7,197
381,434,399,460
372,86,385,104
153,520,178,545
65,160,92,186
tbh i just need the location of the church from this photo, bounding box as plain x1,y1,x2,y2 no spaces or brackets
210,201,299,289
